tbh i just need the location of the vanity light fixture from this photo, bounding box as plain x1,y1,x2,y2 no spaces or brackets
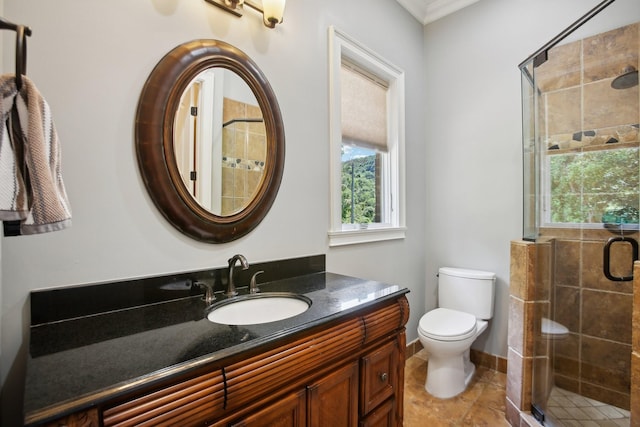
205,0,286,28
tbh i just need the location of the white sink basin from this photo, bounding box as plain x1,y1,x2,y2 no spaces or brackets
206,293,311,325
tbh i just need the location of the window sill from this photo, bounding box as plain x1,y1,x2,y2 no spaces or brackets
328,227,406,247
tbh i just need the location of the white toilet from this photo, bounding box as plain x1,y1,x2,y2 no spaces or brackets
417,267,496,399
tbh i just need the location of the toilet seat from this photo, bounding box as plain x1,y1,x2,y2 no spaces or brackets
418,308,477,341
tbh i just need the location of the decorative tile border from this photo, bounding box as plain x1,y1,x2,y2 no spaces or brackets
547,123,639,150
222,156,265,172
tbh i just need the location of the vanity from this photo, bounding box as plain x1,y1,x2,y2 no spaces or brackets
23,38,411,427
24,255,409,426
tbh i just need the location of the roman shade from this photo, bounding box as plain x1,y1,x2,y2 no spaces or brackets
340,62,388,152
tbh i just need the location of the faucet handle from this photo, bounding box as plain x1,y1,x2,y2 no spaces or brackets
249,271,264,294
195,281,216,305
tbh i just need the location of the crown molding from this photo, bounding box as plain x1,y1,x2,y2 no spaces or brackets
396,0,480,25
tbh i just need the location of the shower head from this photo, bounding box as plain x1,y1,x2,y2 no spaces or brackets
611,65,638,90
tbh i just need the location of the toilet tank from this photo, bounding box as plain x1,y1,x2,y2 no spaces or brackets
438,267,496,319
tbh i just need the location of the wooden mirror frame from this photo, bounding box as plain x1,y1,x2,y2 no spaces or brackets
136,40,285,243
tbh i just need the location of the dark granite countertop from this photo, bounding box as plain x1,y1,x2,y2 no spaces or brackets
24,269,408,425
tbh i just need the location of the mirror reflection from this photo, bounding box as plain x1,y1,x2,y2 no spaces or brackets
174,68,266,216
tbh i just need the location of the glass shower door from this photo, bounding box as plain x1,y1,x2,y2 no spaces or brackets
520,0,640,425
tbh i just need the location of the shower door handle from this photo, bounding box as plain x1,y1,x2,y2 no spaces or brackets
603,236,638,282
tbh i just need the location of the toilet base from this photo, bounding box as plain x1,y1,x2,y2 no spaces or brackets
425,349,476,399
463,348,475,387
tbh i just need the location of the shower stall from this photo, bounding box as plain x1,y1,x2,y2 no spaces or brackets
518,0,639,425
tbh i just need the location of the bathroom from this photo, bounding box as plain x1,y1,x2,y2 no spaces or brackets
0,0,638,425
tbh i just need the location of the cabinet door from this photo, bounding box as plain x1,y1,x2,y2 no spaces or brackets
229,389,306,427
360,339,398,416
307,361,358,427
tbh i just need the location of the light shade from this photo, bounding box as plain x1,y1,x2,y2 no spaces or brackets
261,0,286,27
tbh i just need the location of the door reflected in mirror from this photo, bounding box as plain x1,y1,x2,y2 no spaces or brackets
174,68,266,216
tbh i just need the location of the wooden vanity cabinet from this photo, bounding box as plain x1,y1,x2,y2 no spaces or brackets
223,343,396,427
49,296,408,427
215,297,407,427
217,361,360,427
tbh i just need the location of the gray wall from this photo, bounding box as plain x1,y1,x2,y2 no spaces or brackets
0,0,425,424
423,0,639,358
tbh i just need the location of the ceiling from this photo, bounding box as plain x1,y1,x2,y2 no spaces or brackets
395,0,480,25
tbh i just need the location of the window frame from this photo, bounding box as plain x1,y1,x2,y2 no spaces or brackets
328,26,406,247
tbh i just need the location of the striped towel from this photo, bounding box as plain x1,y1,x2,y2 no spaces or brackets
0,77,28,219
0,74,71,234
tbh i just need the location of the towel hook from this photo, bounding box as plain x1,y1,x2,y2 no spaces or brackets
15,25,27,91
0,17,32,90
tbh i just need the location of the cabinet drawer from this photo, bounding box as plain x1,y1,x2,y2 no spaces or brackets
360,339,398,416
360,398,395,427
103,370,224,427
225,318,363,410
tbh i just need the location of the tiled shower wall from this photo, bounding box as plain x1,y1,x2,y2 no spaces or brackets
507,240,640,426
536,22,639,152
507,240,551,425
633,262,640,424
221,98,266,215
549,231,633,409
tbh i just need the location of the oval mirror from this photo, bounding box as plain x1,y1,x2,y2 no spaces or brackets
136,40,285,243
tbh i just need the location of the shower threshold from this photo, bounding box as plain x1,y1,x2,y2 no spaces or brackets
542,387,630,426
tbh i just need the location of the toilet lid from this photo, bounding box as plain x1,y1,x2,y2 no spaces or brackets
419,308,477,341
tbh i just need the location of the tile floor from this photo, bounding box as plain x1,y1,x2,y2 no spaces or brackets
543,387,630,427
403,350,510,426
403,350,632,427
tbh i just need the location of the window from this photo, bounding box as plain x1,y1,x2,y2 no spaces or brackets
328,26,406,246
543,146,639,227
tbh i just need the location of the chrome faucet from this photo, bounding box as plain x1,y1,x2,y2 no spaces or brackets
226,254,249,297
